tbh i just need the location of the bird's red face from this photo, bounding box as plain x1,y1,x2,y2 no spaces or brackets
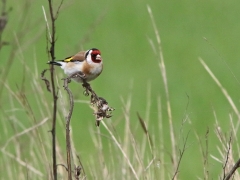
90,49,102,63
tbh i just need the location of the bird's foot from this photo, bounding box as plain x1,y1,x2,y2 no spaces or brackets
70,71,86,80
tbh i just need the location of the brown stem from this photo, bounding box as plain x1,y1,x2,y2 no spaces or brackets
172,131,190,180
61,71,114,179
63,77,74,180
223,133,232,178
223,158,240,180
47,0,63,179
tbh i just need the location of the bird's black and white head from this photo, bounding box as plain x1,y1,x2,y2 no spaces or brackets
85,48,102,64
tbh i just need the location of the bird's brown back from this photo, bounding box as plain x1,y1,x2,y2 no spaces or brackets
71,51,86,61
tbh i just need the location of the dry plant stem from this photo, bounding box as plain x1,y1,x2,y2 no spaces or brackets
60,71,112,179
224,158,240,180
137,112,153,150
76,155,85,177
199,58,240,131
63,77,74,180
41,69,51,92
46,0,63,179
223,134,232,179
57,164,68,172
172,131,190,180
204,128,209,179
1,117,49,150
147,4,177,171
101,121,139,180
80,75,114,126
74,166,81,180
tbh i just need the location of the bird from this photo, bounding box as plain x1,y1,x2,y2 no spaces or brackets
48,48,103,83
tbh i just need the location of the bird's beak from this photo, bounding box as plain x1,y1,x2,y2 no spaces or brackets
96,55,102,61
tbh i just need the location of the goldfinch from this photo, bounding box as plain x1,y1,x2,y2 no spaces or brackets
48,48,103,83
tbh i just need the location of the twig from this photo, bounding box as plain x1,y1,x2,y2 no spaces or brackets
64,72,114,127
76,155,86,177
137,112,153,151
196,128,210,180
172,131,190,180
199,58,240,132
224,158,240,180
62,76,74,180
45,0,64,179
57,163,68,172
74,166,81,180
61,71,114,179
57,163,81,180
203,128,209,180
223,133,232,179
65,71,114,126
41,69,51,92
82,81,114,126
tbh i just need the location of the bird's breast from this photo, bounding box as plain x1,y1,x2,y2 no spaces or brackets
62,61,102,82
82,61,103,76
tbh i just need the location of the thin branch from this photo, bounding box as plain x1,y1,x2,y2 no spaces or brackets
55,0,64,19
63,71,114,126
65,71,115,126
137,112,154,151
57,163,81,180
41,69,51,92
204,128,209,180
199,58,240,132
74,166,81,180
223,133,232,179
76,155,86,177
172,131,190,180
44,0,64,179
224,158,240,180
61,69,114,179
57,163,68,172
62,76,74,180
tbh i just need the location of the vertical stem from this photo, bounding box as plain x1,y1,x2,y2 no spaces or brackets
63,78,74,180
47,0,57,179
50,72,57,180
147,5,177,172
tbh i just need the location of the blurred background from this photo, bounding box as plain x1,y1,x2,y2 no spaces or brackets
1,0,240,179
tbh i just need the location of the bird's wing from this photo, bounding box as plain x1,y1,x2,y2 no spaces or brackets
63,51,86,62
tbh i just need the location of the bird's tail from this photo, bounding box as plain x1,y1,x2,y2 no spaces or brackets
47,61,62,66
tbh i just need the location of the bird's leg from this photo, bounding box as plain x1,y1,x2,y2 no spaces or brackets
62,71,86,89
82,80,91,96
70,71,86,80
82,81,99,103
62,77,71,89
82,81,90,89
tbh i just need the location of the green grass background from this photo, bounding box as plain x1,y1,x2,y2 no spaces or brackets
1,0,240,179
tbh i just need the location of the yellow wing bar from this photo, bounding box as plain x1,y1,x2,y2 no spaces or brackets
63,56,73,62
